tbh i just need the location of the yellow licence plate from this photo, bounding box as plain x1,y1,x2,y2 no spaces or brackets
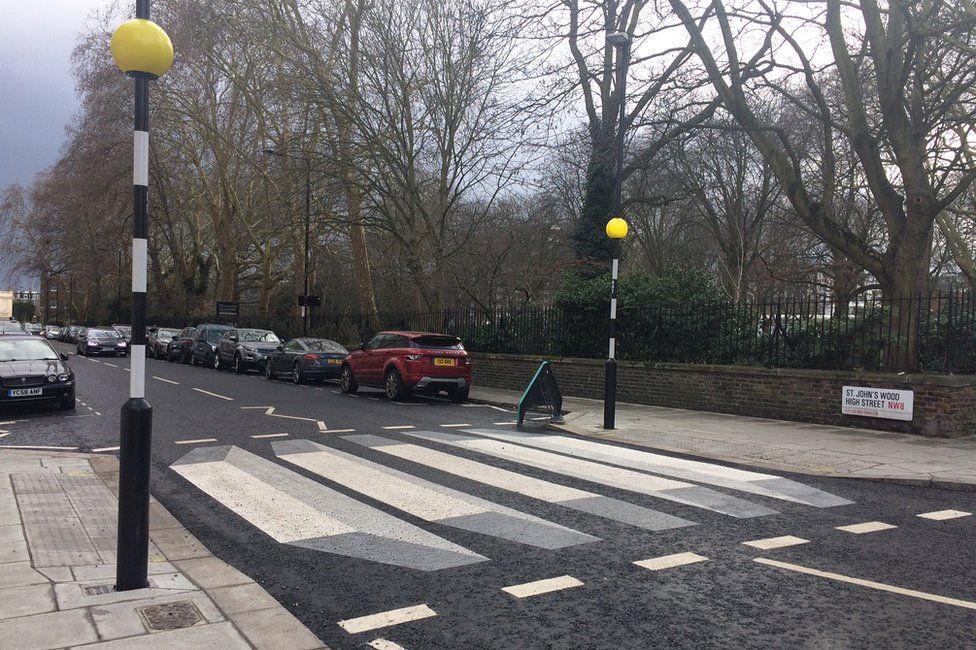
327,359,343,365
434,358,456,367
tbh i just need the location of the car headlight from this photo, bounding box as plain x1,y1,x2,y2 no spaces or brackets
211,345,217,351
47,374,59,383
117,341,127,346
58,373,70,381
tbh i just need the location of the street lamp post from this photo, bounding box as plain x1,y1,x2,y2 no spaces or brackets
603,31,631,431
264,149,312,337
109,4,173,591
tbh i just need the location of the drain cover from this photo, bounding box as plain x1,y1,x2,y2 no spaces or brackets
137,600,203,631
84,585,113,596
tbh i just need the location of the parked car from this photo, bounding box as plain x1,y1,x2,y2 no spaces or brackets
113,324,132,342
77,327,128,357
266,338,348,384
24,323,43,336
215,328,281,373
190,324,233,367
64,325,83,343
0,321,27,336
0,335,75,410
167,327,196,363
341,331,470,402
148,328,179,359
44,325,61,339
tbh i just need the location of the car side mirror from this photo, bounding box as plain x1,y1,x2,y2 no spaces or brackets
229,335,238,343
276,345,283,352
60,353,68,361
360,342,368,351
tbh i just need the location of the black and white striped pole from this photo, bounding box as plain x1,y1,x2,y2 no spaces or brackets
603,218,628,429
109,3,173,591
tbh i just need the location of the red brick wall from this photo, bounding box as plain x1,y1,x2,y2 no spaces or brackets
470,353,976,438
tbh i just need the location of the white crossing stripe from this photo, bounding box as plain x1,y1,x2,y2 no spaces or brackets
192,388,234,401
368,639,408,650
405,431,776,518
634,552,708,571
502,575,583,598
175,438,218,445
251,433,290,439
755,558,976,610
171,446,485,571
153,376,180,385
338,604,437,634
92,446,120,452
382,425,416,430
439,424,472,428
347,435,694,531
743,535,809,550
836,521,897,534
918,509,971,521
463,429,851,508
274,439,599,548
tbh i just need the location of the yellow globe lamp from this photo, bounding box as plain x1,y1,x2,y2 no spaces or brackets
605,217,629,240
110,19,174,78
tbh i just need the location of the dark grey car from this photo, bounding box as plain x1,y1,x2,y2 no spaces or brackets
216,328,281,373
148,328,179,359
190,324,233,367
265,338,348,384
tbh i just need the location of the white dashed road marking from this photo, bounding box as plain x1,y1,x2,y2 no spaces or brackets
192,388,234,401
502,575,583,598
918,510,971,521
382,425,416,430
634,552,708,571
492,421,517,426
324,429,356,434
755,558,976,610
175,438,219,445
439,424,472,428
103,362,118,368
368,639,407,650
93,446,121,452
1,445,79,451
836,521,897,534
153,376,180,385
338,604,437,634
251,433,290,439
743,535,810,550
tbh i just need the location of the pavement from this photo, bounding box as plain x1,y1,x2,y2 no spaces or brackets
469,386,976,490
0,448,325,649
0,344,974,648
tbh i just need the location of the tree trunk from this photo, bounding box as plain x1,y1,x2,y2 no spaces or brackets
572,126,615,275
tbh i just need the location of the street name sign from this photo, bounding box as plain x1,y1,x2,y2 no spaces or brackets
841,386,913,421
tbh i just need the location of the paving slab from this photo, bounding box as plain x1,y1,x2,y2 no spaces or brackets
0,583,57,618
228,606,323,650
90,590,224,641
71,620,251,649
173,556,254,589
0,608,99,649
207,582,282,615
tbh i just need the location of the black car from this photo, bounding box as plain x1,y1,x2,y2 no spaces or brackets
148,327,179,359
216,328,282,373
190,324,233,367
167,327,196,362
0,336,75,410
266,338,348,384
77,327,128,357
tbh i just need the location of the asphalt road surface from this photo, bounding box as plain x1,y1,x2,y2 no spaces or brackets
3,342,974,649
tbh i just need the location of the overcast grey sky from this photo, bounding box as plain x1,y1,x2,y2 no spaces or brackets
0,0,112,287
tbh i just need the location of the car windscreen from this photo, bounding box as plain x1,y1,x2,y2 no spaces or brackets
306,339,347,353
159,329,178,338
0,339,59,361
205,329,229,343
0,323,25,333
88,329,121,339
239,330,280,343
410,336,464,350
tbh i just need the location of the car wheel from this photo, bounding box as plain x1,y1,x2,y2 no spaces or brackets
449,386,470,404
265,362,276,380
384,367,407,401
292,361,305,384
213,352,221,370
190,353,197,366
340,365,358,394
234,353,245,374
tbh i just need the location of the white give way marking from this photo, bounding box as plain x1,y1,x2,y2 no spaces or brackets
241,406,327,431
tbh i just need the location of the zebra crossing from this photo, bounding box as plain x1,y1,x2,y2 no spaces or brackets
169,427,853,572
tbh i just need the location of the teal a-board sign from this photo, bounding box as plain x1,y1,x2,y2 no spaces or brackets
517,361,564,428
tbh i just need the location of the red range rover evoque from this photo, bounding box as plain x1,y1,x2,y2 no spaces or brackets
340,331,471,402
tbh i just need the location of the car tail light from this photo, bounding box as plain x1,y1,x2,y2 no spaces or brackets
462,358,470,365
303,353,319,360
405,354,422,361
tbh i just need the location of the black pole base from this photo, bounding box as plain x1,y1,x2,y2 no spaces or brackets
603,358,617,429
116,397,153,591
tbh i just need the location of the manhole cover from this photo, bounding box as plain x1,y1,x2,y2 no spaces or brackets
84,585,113,596
137,600,203,631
